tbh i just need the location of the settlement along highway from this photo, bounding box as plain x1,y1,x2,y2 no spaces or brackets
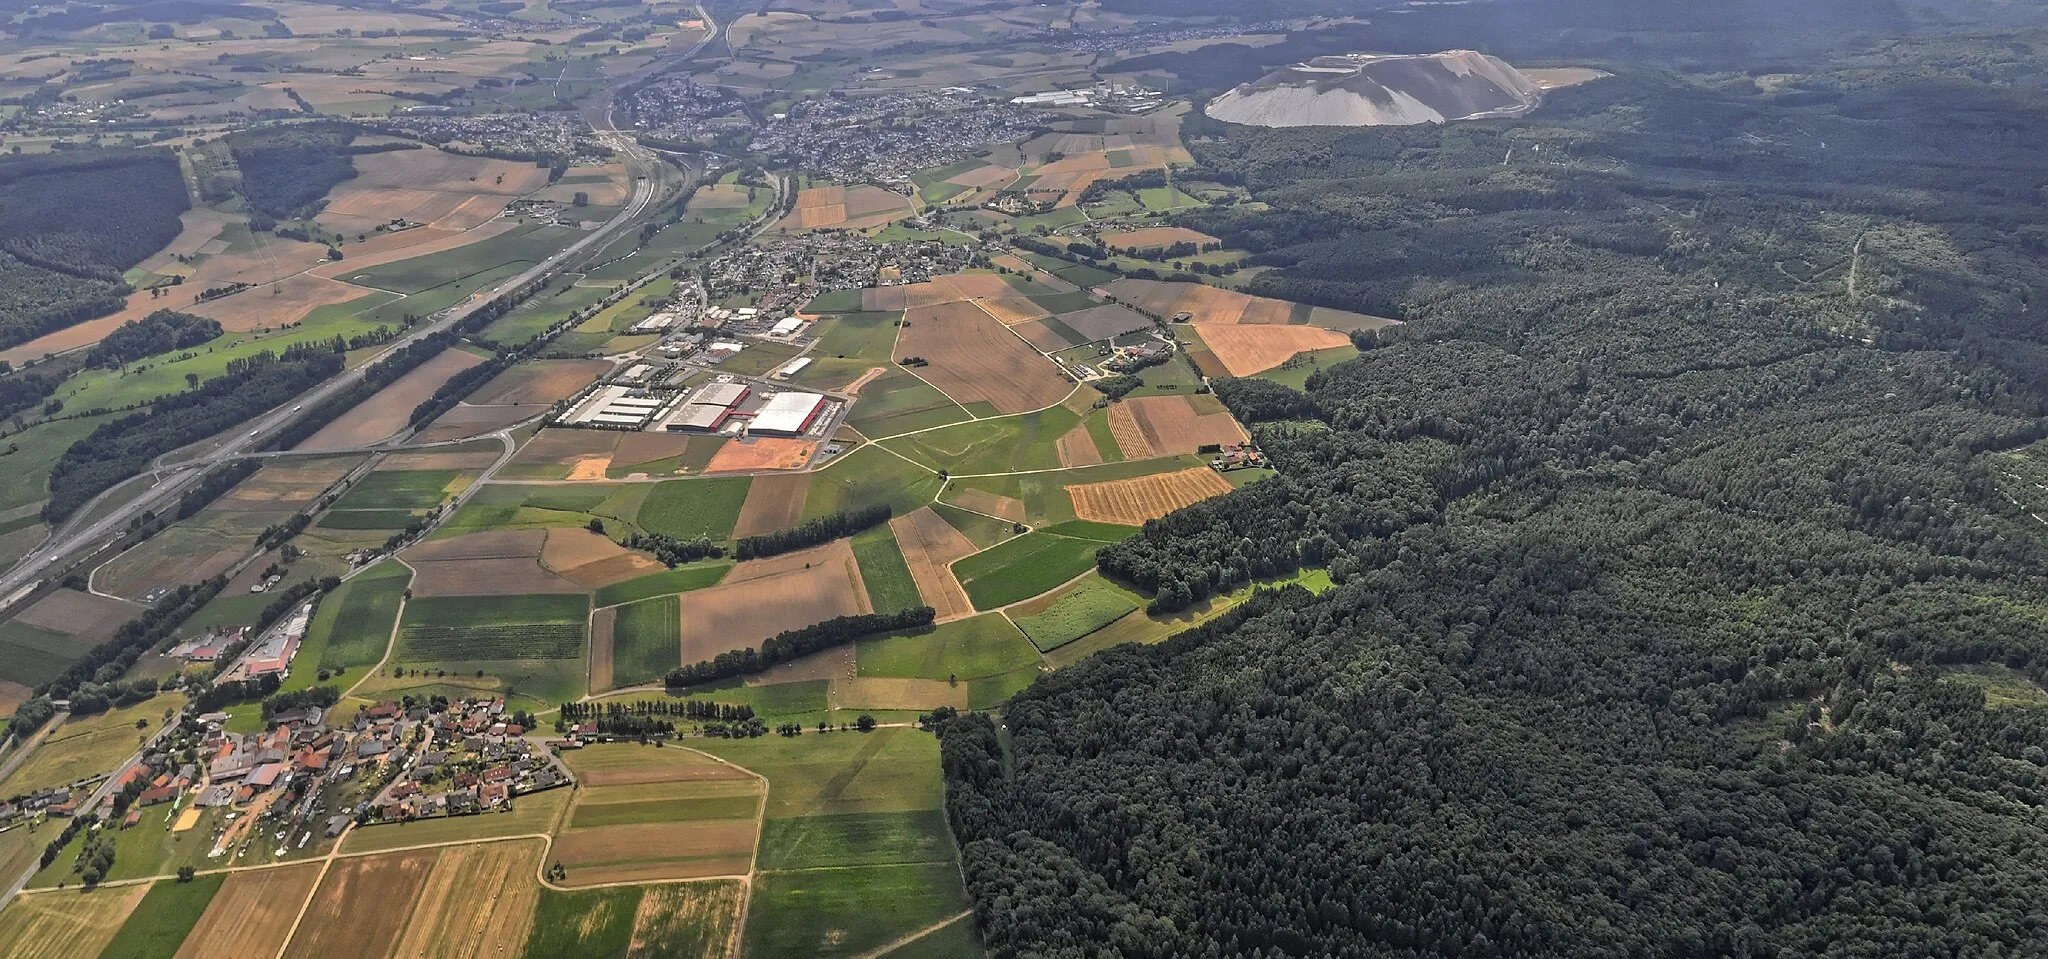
0,14,724,603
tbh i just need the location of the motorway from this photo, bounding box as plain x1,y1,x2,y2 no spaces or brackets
0,11,726,606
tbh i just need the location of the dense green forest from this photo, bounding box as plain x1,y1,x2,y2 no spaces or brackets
946,8,2048,957
224,122,360,220
0,149,187,350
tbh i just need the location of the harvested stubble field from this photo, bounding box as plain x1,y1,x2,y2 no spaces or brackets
297,347,485,450
1103,226,1220,251
469,359,613,405
541,527,665,589
169,863,322,959
889,508,977,621
191,274,370,333
282,849,438,958
0,886,148,959
554,745,763,885
679,541,871,663
407,555,581,597
387,840,543,959
733,473,811,538
897,302,1073,414
1108,394,1247,458
627,881,746,959
211,460,356,511
1189,321,1354,376
317,148,550,233
1067,466,1232,524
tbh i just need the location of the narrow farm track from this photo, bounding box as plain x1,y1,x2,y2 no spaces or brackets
846,911,975,959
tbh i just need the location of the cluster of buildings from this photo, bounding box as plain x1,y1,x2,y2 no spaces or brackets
1042,19,1296,53
166,626,247,664
1103,332,1178,374
216,601,312,684
748,90,1041,184
621,75,753,143
368,699,565,823
0,786,83,823
703,230,982,317
368,111,605,160
559,377,837,438
1009,81,1164,113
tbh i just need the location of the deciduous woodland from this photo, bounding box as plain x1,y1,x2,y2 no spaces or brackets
937,5,2048,957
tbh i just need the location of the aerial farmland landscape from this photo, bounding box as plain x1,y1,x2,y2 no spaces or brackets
3,0,2048,954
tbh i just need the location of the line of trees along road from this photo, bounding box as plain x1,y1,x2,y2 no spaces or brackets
943,5,2048,956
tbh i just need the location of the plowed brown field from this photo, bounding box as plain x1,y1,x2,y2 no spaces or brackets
1055,422,1104,467
889,507,976,621
733,473,809,537
679,540,867,661
898,302,1071,414
705,437,815,473
296,347,485,450
1067,467,1233,525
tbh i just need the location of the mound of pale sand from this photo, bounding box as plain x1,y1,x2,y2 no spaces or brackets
1205,50,1544,128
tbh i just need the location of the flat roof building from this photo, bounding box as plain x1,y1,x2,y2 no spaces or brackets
751,392,828,436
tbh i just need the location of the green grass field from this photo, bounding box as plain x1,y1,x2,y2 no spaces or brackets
1037,520,1141,543
345,222,579,294
592,561,733,608
637,476,751,541
610,595,680,688
0,693,185,797
804,289,866,312
479,282,611,347
1023,252,1119,289
0,619,90,688
844,370,969,438
398,594,588,661
97,874,225,959
953,532,1103,609
802,446,943,523
880,914,982,958
521,886,644,959
1258,344,1361,390
443,483,650,535
744,863,970,959
0,413,116,514
1011,576,1140,651
313,508,421,530
284,561,412,693
791,311,902,389
942,455,1209,528
856,613,1039,682
851,525,922,614
879,405,1081,476
329,470,460,512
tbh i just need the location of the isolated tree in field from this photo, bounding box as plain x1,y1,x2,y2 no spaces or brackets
856,714,876,732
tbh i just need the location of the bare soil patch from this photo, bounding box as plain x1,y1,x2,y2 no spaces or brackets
15,589,138,643
842,366,888,394
733,473,809,538
296,347,484,450
936,273,1017,299
898,301,1072,414
1055,422,1105,467
1189,322,1351,376
680,541,868,662
469,359,613,405
889,508,976,621
511,428,619,466
282,849,438,959
705,437,816,473
1068,467,1233,525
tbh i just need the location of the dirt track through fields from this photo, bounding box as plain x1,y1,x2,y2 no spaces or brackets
889,508,976,621
1067,468,1234,525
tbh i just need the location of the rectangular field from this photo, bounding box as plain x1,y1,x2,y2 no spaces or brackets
282,849,438,958
856,613,1039,682
952,532,1102,610
888,507,976,621
172,863,323,959
637,477,752,541
677,542,869,664
553,745,762,886
1011,576,1141,651
296,347,485,450
610,596,680,688
592,563,734,608
0,886,149,959
896,302,1072,414
99,874,225,959
397,594,588,661
388,840,544,959
851,525,922,614
1066,467,1233,525
742,864,969,959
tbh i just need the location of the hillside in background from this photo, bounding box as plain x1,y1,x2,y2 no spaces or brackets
1205,51,1543,127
